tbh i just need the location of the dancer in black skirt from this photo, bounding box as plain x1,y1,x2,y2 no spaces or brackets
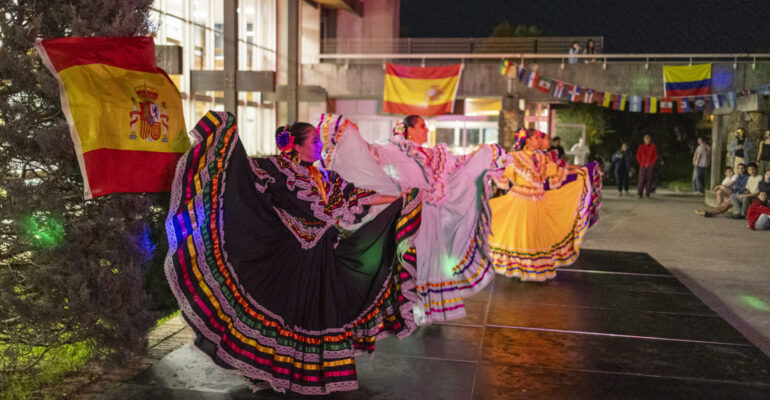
164,111,422,394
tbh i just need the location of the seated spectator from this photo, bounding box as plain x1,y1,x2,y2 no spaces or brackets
695,163,748,217
747,191,770,231
550,136,566,159
758,170,770,194
729,162,762,219
714,166,736,204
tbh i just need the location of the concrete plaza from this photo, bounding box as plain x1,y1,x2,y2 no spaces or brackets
95,190,770,399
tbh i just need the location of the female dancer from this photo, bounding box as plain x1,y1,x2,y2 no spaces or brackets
317,114,510,324
489,129,596,281
164,111,423,394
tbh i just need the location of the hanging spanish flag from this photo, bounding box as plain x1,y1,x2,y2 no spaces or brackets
383,63,463,115
36,36,189,199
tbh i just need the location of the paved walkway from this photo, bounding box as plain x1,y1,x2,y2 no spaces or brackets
67,189,770,398
582,190,770,356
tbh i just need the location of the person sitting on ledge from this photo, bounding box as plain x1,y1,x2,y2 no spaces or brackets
695,163,748,217
714,166,736,205
747,191,770,231
729,162,762,219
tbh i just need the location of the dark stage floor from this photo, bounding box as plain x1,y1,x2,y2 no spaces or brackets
103,250,770,399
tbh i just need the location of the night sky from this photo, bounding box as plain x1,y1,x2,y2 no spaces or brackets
400,0,770,53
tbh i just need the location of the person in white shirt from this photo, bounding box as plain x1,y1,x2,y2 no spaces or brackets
570,137,590,165
692,137,711,194
714,166,736,205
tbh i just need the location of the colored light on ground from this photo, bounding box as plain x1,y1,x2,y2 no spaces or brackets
22,212,64,248
739,295,770,312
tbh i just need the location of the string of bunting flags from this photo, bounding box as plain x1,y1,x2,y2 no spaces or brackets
500,60,770,114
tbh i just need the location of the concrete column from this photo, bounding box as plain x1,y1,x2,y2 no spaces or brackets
710,114,725,190
224,0,238,118
498,94,524,151
287,0,299,123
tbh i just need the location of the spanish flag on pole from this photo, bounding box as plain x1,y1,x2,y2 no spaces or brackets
383,63,463,115
35,36,189,199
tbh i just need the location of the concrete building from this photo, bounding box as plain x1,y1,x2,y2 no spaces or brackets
150,0,401,156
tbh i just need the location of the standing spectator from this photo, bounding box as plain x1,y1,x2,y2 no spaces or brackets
692,137,711,194
694,163,748,217
584,39,597,63
727,128,755,171
549,136,566,159
568,41,580,64
636,134,658,199
756,129,770,174
747,191,770,231
570,137,590,165
611,143,632,196
729,162,762,219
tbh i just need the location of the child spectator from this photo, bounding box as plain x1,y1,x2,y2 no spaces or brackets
747,191,770,230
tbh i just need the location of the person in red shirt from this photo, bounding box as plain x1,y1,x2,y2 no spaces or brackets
747,191,770,230
636,134,658,199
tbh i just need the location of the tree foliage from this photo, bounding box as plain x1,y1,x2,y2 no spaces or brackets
489,20,543,38
0,0,167,389
555,103,613,147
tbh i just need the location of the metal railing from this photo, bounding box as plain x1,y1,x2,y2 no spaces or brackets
314,52,770,66
321,37,604,55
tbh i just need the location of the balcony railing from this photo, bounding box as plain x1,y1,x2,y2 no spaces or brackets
321,37,604,55
314,52,770,66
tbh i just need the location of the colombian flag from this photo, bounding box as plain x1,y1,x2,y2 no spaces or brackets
383,63,462,115
663,64,711,97
36,36,188,199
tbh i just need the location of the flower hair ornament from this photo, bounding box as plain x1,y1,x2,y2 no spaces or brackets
392,121,406,136
513,128,529,151
276,125,295,153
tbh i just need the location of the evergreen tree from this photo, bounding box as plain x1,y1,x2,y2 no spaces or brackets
0,0,167,390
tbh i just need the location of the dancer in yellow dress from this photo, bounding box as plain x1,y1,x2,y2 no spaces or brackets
489,129,595,281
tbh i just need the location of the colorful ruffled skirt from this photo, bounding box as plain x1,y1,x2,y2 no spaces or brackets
489,163,600,281
164,112,422,394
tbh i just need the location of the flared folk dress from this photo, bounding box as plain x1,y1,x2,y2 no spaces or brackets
317,114,510,324
489,149,600,281
164,111,423,395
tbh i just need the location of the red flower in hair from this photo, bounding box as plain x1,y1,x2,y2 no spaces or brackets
276,126,295,153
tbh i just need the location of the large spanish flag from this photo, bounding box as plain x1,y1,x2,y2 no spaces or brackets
35,36,189,199
663,64,711,98
383,63,462,115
